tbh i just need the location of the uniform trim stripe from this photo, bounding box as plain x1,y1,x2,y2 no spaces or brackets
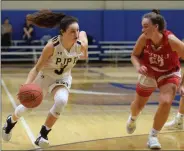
53,41,60,47
77,40,81,45
52,36,58,41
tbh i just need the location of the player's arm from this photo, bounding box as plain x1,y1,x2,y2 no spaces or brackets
78,31,88,58
131,34,146,72
168,34,184,60
24,42,54,84
168,35,184,86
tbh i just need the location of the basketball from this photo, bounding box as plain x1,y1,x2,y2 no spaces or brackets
17,83,43,108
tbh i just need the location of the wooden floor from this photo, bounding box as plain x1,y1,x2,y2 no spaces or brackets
1,63,184,150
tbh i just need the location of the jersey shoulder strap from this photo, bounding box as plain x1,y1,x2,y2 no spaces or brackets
51,35,60,47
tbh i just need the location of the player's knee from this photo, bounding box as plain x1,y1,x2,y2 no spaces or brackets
50,88,69,118
159,94,173,107
15,104,33,118
159,83,177,107
54,87,68,106
160,100,172,108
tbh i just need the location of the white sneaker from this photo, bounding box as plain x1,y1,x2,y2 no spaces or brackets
126,116,136,134
2,122,12,142
147,136,161,149
2,115,17,142
164,116,183,130
35,136,50,148
34,125,51,148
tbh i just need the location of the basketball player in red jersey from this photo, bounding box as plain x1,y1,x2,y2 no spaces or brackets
126,9,184,149
2,10,88,148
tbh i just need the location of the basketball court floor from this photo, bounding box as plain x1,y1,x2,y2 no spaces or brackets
1,63,184,150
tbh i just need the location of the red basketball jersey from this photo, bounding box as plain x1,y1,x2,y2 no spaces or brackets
140,30,180,78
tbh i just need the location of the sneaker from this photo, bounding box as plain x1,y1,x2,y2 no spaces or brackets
35,125,51,148
126,116,136,134
147,136,161,149
2,115,17,142
164,116,183,130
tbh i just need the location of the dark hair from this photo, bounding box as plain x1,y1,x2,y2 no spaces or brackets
26,10,78,33
152,9,160,14
143,9,166,32
4,17,9,21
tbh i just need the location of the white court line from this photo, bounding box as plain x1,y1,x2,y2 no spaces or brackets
1,79,38,149
70,89,130,96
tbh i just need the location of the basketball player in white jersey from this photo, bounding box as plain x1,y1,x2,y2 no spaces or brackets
2,10,88,148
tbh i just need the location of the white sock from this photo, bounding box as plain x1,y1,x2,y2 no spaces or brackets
176,112,184,119
10,116,17,123
149,128,159,137
131,115,137,121
44,125,51,131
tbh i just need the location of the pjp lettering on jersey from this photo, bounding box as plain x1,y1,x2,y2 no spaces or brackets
56,57,78,66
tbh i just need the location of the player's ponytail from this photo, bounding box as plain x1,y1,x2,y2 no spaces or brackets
26,10,78,34
26,10,66,28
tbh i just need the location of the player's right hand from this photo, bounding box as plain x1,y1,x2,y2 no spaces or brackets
137,65,148,75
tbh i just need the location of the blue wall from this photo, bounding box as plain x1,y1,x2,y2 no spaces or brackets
2,10,184,41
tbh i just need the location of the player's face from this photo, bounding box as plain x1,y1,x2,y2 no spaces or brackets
63,22,79,43
142,18,158,39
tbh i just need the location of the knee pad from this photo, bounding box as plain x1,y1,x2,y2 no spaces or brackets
50,87,69,118
15,104,33,118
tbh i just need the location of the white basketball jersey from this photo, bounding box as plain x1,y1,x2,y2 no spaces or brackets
41,35,83,79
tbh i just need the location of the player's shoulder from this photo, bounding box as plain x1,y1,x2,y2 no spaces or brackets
165,30,177,43
136,33,147,45
167,32,182,48
163,30,175,40
136,33,146,41
163,29,174,36
48,35,60,47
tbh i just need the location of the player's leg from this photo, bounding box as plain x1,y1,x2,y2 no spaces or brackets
147,76,179,149
35,77,71,148
164,96,184,130
127,74,156,134
2,105,32,141
164,70,184,130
